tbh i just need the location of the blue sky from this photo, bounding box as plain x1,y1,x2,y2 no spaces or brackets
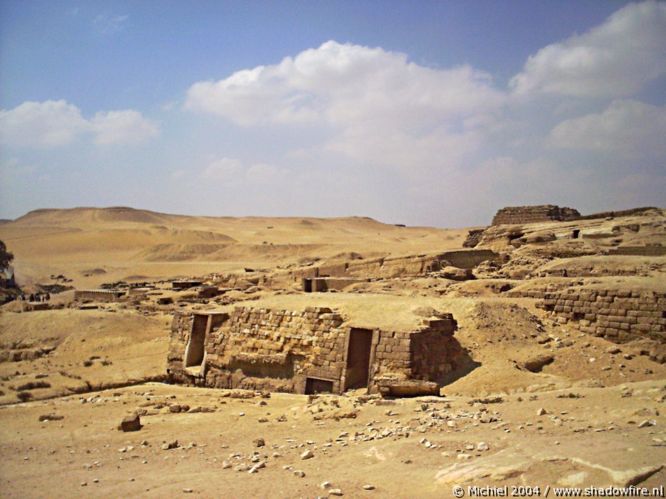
1,0,665,226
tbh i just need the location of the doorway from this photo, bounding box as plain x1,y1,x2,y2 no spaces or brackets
305,377,334,394
345,328,373,389
185,315,208,367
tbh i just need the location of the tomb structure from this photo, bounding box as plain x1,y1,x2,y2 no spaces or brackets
167,306,463,396
491,205,580,226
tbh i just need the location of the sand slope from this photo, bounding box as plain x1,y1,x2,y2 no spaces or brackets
0,207,466,287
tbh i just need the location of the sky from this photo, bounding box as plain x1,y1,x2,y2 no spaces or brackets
0,0,665,227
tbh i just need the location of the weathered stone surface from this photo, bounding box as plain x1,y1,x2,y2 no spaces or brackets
119,414,141,432
522,354,555,373
492,205,580,226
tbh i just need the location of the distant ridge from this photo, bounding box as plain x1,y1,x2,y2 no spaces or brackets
11,207,386,226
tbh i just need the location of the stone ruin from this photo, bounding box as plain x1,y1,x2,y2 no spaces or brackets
74,289,125,303
167,306,465,397
536,288,666,344
491,205,580,226
295,249,498,292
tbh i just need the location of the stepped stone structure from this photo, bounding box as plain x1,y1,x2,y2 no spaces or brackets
167,306,463,396
492,205,580,226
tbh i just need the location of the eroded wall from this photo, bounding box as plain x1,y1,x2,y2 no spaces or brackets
537,288,666,343
492,205,580,226
167,306,463,395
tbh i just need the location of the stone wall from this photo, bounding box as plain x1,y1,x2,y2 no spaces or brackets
293,250,498,283
302,277,368,292
606,246,666,257
167,306,462,395
491,205,580,226
536,288,666,343
463,229,485,248
74,289,125,302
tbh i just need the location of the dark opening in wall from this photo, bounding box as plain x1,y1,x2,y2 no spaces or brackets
345,328,373,389
572,312,585,321
305,377,333,394
302,278,312,292
572,229,580,239
185,315,207,367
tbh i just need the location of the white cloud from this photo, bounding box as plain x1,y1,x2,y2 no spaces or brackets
0,100,88,147
0,100,158,148
93,13,129,35
186,41,505,170
200,157,286,185
201,158,243,181
511,1,666,97
186,41,504,128
245,163,282,183
549,99,666,157
91,110,158,145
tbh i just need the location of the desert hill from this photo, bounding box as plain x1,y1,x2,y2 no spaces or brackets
0,204,665,497
0,207,466,288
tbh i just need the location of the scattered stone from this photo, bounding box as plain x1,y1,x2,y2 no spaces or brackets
293,470,305,478
249,462,266,473
329,489,343,496
477,442,490,451
116,413,143,432
253,438,265,448
38,413,64,422
522,354,554,373
300,449,314,460
638,420,656,428
536,408,547,416
363,484,376,490
161,440,179,450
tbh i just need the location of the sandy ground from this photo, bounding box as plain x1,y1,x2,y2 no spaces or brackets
0,381,664,498
0,206,665,497
0,207,467,289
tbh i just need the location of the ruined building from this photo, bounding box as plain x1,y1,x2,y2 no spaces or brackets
492,205,581,226
295,249,498,292
167,306,464,396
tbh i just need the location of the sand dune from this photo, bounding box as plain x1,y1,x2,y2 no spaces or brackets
0,207,466,287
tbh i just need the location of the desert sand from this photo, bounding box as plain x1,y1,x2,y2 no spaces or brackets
0,206,665,498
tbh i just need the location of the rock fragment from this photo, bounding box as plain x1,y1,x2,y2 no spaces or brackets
119,414,141,432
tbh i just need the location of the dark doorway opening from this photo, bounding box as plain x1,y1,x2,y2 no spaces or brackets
303,278,312,293
185,315,207,367
345,328,373,389
572,229,580,239
305,377,334,394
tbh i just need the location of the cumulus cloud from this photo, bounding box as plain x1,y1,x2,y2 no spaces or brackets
186,41,505,169
0,100,158,148
201,157,243,181
549,100,666,157
200,157,286,184
186,41,504,127
90,110,159,145
0,100,88,147
511,1,666,97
